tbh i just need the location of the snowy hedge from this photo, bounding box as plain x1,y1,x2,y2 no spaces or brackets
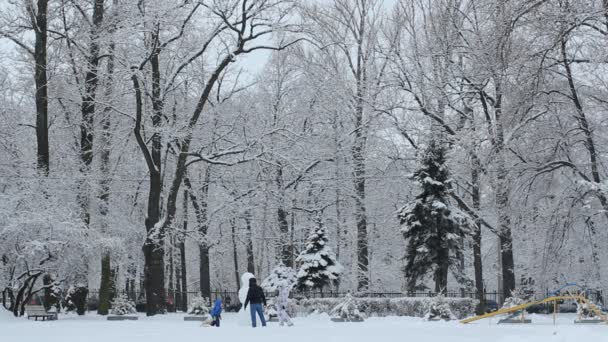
294,296,477,319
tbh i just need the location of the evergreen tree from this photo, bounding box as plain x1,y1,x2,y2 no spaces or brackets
398,140,472,293
296,216,342,291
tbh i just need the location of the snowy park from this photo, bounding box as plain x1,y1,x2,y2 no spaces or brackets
4,0,608,341
2,310,608,342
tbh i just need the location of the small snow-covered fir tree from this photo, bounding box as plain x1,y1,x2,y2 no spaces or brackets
425,294,456,321
296,216,342,291
398,140,472,293
188,296,211,316
110,294,136,316
330,293,366,321
262,263,297,292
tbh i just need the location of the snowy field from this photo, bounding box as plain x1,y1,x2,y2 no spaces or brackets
2,310,607,342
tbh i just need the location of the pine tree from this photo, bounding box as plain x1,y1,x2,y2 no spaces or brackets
398,140,472,293
296,216,342,291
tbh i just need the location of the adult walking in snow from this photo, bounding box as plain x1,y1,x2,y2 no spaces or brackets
276,282,293,326
243,277,267,327
210,297,222,327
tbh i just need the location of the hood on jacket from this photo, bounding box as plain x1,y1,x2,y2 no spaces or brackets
249,277,257,286
211,297,222,316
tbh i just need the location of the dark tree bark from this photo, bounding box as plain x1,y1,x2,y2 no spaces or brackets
471,150,485,312
245,210,255,274
275,165,292,267
29,0,50,175
97,0,117,315
78,0,105,229
352,0,369,291
179,188,188,311
231,218,240,290
132,66,165,315
184,171,211,300
494,85,516,301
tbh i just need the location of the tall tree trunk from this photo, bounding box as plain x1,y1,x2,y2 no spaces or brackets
97,0,116,314
184,170,211,299
78,0,105,230
275,165,292,266
471,148,485,312
168,238,175,312
245,210,255,274
179,188,188,311
132,59,165,315
353,0,369,291
494,87,515,301
30,0,49,175
231,217,240,289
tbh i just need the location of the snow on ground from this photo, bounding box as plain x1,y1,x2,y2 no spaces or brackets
1,311,606,342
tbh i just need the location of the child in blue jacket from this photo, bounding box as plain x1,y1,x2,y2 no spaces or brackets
210,298,222,327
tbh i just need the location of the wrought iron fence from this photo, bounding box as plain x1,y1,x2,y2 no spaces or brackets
86,288,505,313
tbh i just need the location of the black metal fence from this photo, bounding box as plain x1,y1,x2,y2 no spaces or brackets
86,289,505,313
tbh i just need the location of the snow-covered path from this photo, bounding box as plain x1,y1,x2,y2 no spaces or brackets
1,311,606,342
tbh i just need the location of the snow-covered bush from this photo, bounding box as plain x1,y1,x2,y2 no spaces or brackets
295,296,477,319
65,285,88,315
110,294,136,316
501,288,527,309
261,264,297,292
424,294,456,321
330,293,366,321
188,296,211,316
576,301,601,319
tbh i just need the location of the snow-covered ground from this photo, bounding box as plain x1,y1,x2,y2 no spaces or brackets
1,310,606,342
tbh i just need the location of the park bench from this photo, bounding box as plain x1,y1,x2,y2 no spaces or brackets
25,305,57,321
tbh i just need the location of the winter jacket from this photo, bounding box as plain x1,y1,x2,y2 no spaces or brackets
244,278,266,308
211,298,222,318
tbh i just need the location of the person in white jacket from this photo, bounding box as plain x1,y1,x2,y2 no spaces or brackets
275,282,293,326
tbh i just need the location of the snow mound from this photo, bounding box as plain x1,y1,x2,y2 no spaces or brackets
0,308,14,321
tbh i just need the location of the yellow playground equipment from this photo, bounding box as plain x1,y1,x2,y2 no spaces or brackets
460,293,607,324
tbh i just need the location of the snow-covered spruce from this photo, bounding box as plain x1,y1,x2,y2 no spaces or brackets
330,293,366,321
110,294,136,316
262,263,297,292
296,216,342,291
398,140,473,292
424,294,456,321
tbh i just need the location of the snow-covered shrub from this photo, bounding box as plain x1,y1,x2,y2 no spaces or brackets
424,294,456,321
188,296,211,316
330,293,366,321
501,288,527,309
110,295,136,316
577,301,601,319
295,296,476,319
261,264,297,292
65,285,88,315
